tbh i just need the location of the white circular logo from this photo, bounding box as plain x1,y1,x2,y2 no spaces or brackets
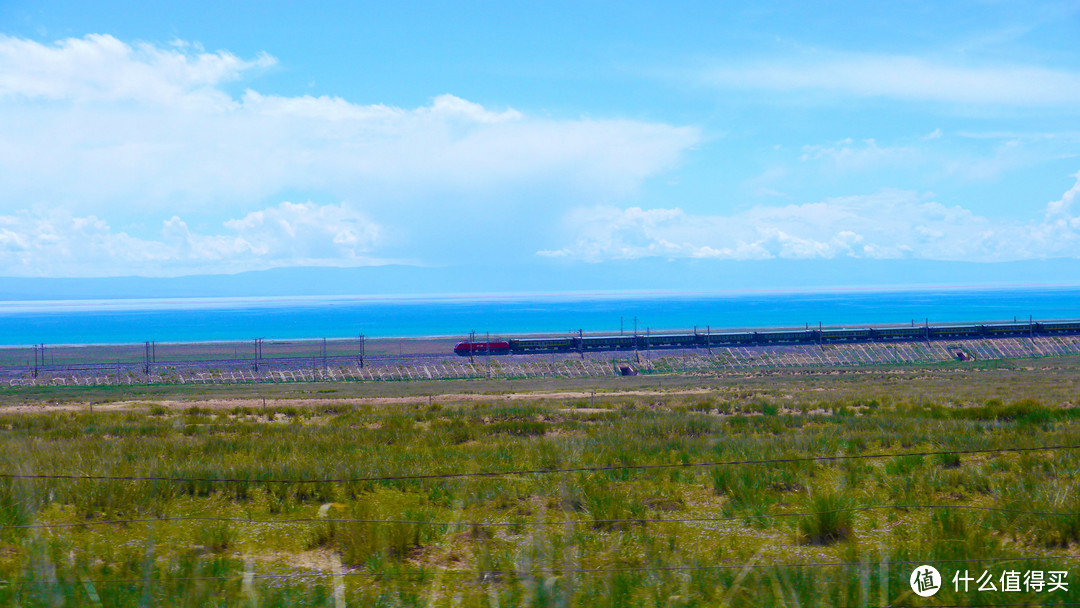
910,565,941,597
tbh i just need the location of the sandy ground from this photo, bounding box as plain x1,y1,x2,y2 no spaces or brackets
0,388,716,414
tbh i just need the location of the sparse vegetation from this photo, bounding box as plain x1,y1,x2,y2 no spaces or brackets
1,363,1079,605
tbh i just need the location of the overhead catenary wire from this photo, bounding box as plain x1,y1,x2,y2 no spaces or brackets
3,503,1078,531
0,444,1076,485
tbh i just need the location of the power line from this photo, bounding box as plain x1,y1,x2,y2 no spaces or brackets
481,554,1080,576
846,604,1080,608
1,444,1076,485
900,605,1080,608
3,503,1077,531
880,605,1080,608
42,555,1080,586
849,605,1080,608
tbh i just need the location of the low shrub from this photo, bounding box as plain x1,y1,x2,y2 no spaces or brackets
798,491,853,545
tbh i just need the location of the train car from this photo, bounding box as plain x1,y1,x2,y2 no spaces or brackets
454,341,511,356
928,325,983,339
642,333,699,349
820,328,872,343
983,323,1032,336
872,327,927,341
708,332,755,346
508,337,576,353
455,318,1080,356
1038,321,1080,335
581,335,636,350
755,330,816,344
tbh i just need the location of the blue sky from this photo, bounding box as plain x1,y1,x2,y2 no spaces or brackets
1,1,1079,284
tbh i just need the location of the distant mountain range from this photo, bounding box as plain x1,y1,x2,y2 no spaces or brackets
2,258,1079,301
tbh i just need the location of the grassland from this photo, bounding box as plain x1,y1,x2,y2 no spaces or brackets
2,357,1080,606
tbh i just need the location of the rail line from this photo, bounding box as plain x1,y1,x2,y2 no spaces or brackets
6,329,1080,387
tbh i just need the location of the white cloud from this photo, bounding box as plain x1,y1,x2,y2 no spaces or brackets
222,201,380,261
0,34,699,276
541,173,1080,263
788,134,1058,183
704,53,1080,106
0,33,274,109
1045,171,1080,218
0,201,385,277
798,138,920,172
0,34,697,216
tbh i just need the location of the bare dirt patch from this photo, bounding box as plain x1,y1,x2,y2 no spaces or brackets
0,388,716,414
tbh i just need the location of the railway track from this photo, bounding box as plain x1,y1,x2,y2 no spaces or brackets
5,334,1080,387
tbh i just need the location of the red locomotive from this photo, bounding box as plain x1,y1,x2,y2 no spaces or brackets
453,341,511,356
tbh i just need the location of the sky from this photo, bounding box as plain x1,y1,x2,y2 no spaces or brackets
1,1,1080,287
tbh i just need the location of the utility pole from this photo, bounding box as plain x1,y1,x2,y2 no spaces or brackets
469,330,476,366
358,334,365,369
322,337,328,373
645,327,651,366
144,341,151,376
707,325,712,354
579,329,584,360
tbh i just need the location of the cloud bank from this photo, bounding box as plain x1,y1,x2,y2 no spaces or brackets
540,173,1080,263
0,33,275,107
704,53,1080,106
0,202,383,277
0,34,698,211
0,34,698,276
3,33,1077,279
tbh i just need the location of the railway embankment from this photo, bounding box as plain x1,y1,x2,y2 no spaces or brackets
4,334,1080,387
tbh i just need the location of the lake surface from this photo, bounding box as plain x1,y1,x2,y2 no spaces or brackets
2,287,1079,346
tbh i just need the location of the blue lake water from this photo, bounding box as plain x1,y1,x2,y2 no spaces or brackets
1,287,1079,346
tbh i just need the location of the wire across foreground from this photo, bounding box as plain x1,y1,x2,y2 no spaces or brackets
3,503,1077,531
50,555,1080,586
0,444,1076,485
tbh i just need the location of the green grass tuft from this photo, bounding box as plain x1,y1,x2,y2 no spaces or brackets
798,491,854,545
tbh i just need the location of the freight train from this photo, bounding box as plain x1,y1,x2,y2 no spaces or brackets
453,320,1080,356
